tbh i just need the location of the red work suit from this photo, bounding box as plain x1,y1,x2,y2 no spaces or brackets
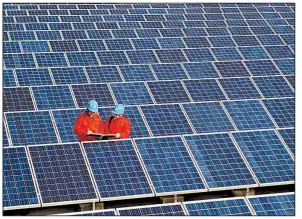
74,112,104,142
103,116,131,139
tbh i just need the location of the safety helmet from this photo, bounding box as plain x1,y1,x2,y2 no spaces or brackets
86,100,98,113
112,104,125,115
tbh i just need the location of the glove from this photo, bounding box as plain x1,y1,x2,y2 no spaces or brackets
87,130,93,135
115,133,120,138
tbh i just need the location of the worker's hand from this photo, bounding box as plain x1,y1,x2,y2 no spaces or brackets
87,130,93,135
115,133,120,138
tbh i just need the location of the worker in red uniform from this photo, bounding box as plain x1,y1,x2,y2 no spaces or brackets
103,104,131,139
74,100,104,142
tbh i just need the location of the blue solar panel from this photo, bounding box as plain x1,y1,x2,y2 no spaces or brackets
118,203,185,216
66,52,99,66
184,198,252,216
155,49,187,63
134,136,205,194
208,36,236,47
31,85,76,110
183,102,235,133
105,39,134,50
50,40,79,52
184,48,215,62
239,47,269,60
183,28,207,37
223,100,276,130
274,59,294,75
285,75,295,89
232,130,294,184
248,193,294,216
97,51,129,65
62,30,87,40
264,46,294,59
244,60,281,76
183,62,219,79
257,35,285,46
60,15,81,22
3,42,21,53
253,76,294,98
86,30,112,39
5,111,58,146
159,28,184,37
111,29,137,38
214,61,250,77
4,87,35,112
127,50,158,64
136,29,161,38
83,140,153,199
119,65,155,82
36,31,62,40
212,47,242,61
28,143,98,205
206,27,229,36
140,104,193,136
228,27,252,35
49,23,73,30
141,21,163,29
158,38,186,49
184,37,210,48
3,147,40,210
73,22,96,29
51,67,88,84
147,80,191,104
219,77,262,100
56,209,116,216
4,24,25,31
131,38,160,50
278,128,295,155
21,41,50,53
85,66,123,83
38,16,60,23
3,69,17,87
262,98,294,128
151,63,188,80
110,82,154,105
35,53,67,68
4,53,36,69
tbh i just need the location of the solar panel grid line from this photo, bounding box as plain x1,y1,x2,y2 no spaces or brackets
274,129,295,160
106,83,119,105
218,101,239,131
3,117,13,147
136,105,154,137
248,77,266,99
178,104,197,134
48,110,63,143
179,80,194,102
28,86,39,111
53,208,118,216
282,75,295,92
214,79,230,100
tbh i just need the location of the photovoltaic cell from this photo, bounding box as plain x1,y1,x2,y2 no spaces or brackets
111,29,137,38
183,102,235,133
66,52,99,66
147,80,191,104
151,63,188,80
223,100,276,130
136,29,161,38
208,36,236,47
31,85,76,110
36,31,62,40
28,143,98,204
257,35,285,46
232,130,294,184
135,136,205,193
3,147,39,210
4,54,36,69
71,83,115,107
219,77,262,100
158,38,186,49
35,53,67,68
105,39,134,50
248,193,294,216
83,140,153,199
3,69,17,87
85,66,123,83
278,129,295,155
51,67,88,84
86,30,112,39
262,98,294,128
214,61,250,77
49,40,79,52
119,65,156,82
274,59,294,75
244,60,281,76
97,51,129,65
285,75,294,89
118,204,185,216
21,41,50,53
5,111,58,146
212,47,242,61
253,76,294,98
184,198,252,216
264,46,294,59
127,50,158,64
155,49,187,63
184,133,256,189
184,48,215,62
9,31,35,40
131,38,160,50
3,42,21,53
183,62,219,79
3,87,35,112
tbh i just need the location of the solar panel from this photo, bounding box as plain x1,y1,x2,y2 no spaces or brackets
36,31,62,40
86,30,112,39
158,38,186,49
35,53,67,68
232,130,294,185
219,77,262,100
278,128,295,155
131,38,160,50
119,65,156,81
184,133,257,189
212,47,242,61
3,69,17,87
147,80,191,104
9,31,35,40
151,63,188,80
244,60,281,76
257,35,285,46
140,104,193,136
223,100,276,130
49,40,79,52
182,102,235,133
214,61,250,77
134,136,206,194
253,76,294,98
4,53,36,69
184,37,211,48
262,98,294,128
28,143,98,206
97,51,129,65
3,42,21,53
274,59,294,75
183,62,219,79
21,41,50,53
264,46,294,59
105,39,134,50
127,50,158,64
111,29,137,38
183,28,207,37
206,27,229,36
118,203,186,216
31,85,76,110
62,30,87,40
67,52,99,66
54,209,117,216
184,197,253,216
5,111,58,146
3,87,35,112
247,193,294,216
159,28,184,37
3,122,10,147
208,36,236,47
110,82,154,105
51,67,88,84
38,16,60,23
239,47,270,60
136,29,161,38
184,48,215,62
83,140,153,200
85,66,123,83
71,83,115,108
285,75,295,89
3,147,40,210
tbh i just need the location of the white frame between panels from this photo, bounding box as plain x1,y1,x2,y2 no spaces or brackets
52,208,118,215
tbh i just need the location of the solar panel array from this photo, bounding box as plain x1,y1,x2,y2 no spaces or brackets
3,2,294,212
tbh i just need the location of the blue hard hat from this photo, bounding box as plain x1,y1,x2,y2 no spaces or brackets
86,100,98,113
113,104,124,115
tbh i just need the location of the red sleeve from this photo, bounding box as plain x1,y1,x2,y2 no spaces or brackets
103,117,110,134
74,115,88,136
119,120,131,139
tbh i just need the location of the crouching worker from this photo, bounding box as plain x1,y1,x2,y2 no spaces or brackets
74,100,104,142
103,104,131,139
